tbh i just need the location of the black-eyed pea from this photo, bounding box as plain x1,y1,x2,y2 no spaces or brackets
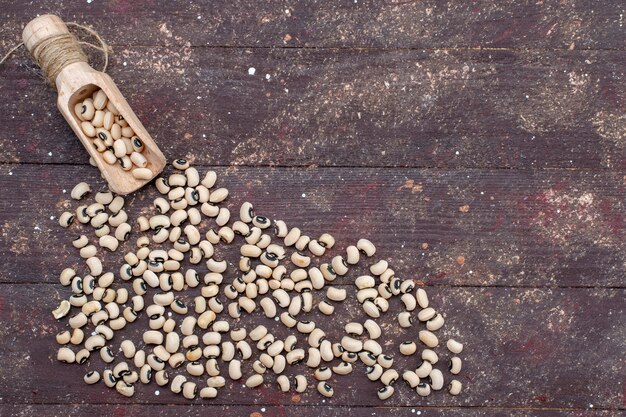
228,359,242,380
398,311,413,328
377,354,394,369
245,374,264,389
429,369,444,391
186,361,204,377
422,349,439,364
237,340,253,360
399,341,417,356
419,330,439,348
133,350,146,368
357,288,377,303
187,207,202,225
84,370,100,385
358,351,377,366
216,207,230,226
69,293,87,307
100,346,115,363
283,227,301,247
447,339,464,354
377,385,394,400
341,336,362,353
130,136,144,152
381,369,399,385
296,320,315,335
57,347,76,363
70,328,84,345
59,211,75,228
200,171,217,188
427,314,445,331
291,251,310,268
208,187,228,204
143,330,164,345
380,267,396,282
56,330,71,345
402,370,420,388
370,260,388,276
294,234,310,251
259,297,276,318
272,355,286,374
333,361,353,375
71,182,91,200
252,359,266,374
319,340,334,362
69,312,88,329
93,90,108,110
331,255,348,276
416,360,433,378
416,381,431,397
308,239,325,256
400,279,415,294
314,367,332,381
109,316,127,331
361,319,381,340
132,168,152,180
166,352,184,368
152,369,168,386
170,374,187,394
103,150,117,165
401,293,417,311
75,348,91,364
331,342,344,359
366,364,383,381
363,340,382,356
327,286,347,302
318,300,334,316
344,322,363,336
138,364,152,384
416,288,429,308
81,120,96,137
206,258,227,273
448,379,462,396
228,302,241,319
363,300,380,318
86,257,103,276
199,386,218,399
346,245,360,264
272,220,287,238
418,307,436,322
103,369,117,388
450,357,462,374
286,348,305,365
59,268,76,286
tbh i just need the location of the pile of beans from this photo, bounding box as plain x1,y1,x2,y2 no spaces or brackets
55,160,465,400
74,88,152,180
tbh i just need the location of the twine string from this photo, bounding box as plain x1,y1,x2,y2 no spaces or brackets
0,22,110,86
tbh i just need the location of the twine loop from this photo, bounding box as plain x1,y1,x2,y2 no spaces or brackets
0,22,110,88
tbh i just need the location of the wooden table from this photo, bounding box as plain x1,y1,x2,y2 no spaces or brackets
1,2,624,416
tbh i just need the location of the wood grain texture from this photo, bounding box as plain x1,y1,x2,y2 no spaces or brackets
1,405,622,417
2,164,625,287
1,1,625,49
1,47,624,169
0,284,624,410
1,2,625,415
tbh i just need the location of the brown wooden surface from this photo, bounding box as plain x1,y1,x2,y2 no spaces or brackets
0,1,625,416
1,48,625,169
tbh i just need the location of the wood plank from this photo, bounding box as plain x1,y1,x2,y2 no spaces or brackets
2,164,626,287
0,404,622,417
1,48,624,169
0,284,624,410
1,1,624,49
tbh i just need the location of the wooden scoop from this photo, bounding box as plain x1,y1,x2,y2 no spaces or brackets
22,14,166,195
